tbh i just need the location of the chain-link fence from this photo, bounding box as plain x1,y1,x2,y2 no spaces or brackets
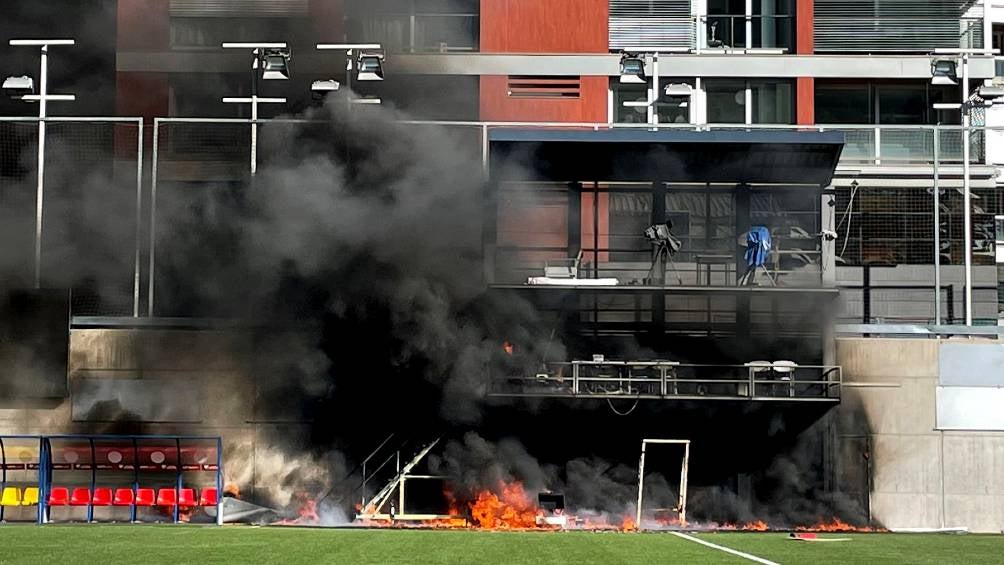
0,117,142,317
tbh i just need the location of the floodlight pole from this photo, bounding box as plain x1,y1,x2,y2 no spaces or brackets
962,53,972,325
222,96,286,175
222,43,289,176
10,39,76,288
934,48,994,325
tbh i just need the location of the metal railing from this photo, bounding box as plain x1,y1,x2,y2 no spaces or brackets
701,14,794,51
490,360,842,401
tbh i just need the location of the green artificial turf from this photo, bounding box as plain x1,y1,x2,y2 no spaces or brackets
697,532,1004,565
0,525,1003,565
0,526,740,565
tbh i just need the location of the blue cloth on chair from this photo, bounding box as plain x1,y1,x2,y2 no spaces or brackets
745,226,772,268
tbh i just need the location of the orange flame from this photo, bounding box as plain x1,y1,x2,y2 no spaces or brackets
742,520,769,531
620,516,638,531
796,517,880,532
468,482,543,529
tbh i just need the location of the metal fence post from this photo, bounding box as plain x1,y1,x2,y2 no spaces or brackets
933,128,941,324
133,119,143,317
148,119,159,317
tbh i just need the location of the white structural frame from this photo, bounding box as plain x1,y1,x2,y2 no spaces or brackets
8,39,76,288
932,48,997,325
221,42,289,176
636,438,690,528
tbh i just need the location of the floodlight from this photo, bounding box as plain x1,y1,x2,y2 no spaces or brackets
356,52,384,81
2,75,35,99
311,79,340,100
662,83,692,107
619,54,646,84
931,59,958,85
977,85,1004,101
261,48,291,80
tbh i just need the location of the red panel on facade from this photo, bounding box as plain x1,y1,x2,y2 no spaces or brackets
796,0,813,54
581,191,610,263
479,0,609,122
796,77,814,125
117,0,170,51
480,0,608,53
480,76,608,122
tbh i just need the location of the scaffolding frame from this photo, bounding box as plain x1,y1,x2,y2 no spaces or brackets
636,438,690,528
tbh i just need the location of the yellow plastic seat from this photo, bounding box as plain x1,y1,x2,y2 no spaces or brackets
0,487,21,506
21,487,39,506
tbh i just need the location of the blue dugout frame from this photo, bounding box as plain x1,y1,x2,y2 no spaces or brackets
0,434,222,525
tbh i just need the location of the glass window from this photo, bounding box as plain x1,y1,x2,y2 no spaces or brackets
750,80,794,124
815,83,871,124
656,78,695,124
347,0,479,53
706,79,746,123
751,0,793,49
877,84,928,124
614,83,650,124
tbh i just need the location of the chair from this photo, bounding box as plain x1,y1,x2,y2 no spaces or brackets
1,487,20,506
21,487,39,506
744,361,772,397
69,488,91,506
772,360,798,398
112,488,135,506
156,488,177,506
199,487,219,507
92,488,113,506
178,488,196,507
48,487,69,506
135,488,155,507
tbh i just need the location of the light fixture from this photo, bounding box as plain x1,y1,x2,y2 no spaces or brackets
930,58,957,85
261,48,291,80
311,79,340,100
2,75,34,99
619,53,646,84
662,83,692,107
356,52,384,81
977,85,1004,101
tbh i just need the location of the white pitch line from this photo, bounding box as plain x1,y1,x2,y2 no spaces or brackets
669,531,780,565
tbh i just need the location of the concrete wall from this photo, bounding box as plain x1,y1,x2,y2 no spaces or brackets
835,337,1004,532
0,328,311,506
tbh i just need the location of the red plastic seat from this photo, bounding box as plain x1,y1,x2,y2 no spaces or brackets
92,488,113,506
178,488,196,507
112,488,134,506
135,488,155,507
69,488,91,506
48,487,69,506
199,488,219,507
156,488,177,506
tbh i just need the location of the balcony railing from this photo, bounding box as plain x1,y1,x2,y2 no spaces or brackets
701,14,793,51
489,360,842,401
